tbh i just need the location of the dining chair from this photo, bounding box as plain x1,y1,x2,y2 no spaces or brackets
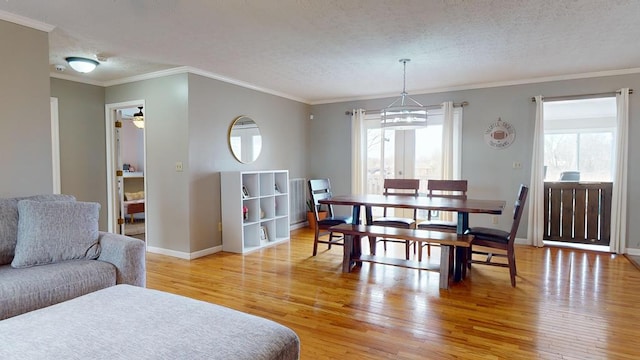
370,178,420,260
464,184,529,287
417,179,468,258
307,179,352,256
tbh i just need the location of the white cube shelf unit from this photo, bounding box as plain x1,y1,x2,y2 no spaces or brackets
221,170,290,253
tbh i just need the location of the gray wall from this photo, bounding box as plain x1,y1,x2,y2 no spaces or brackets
187,74,309,252
106,74,190,253
310,74,640,249
104,73,309,254
50,78,107,228
0,20,52,196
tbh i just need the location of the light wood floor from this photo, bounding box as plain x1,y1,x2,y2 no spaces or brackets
146,228,640,359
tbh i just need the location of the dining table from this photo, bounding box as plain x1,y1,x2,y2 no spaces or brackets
319,194,506,283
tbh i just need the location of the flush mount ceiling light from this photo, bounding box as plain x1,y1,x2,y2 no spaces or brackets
132,106,144,129
65,57,99,73
381,59,427,130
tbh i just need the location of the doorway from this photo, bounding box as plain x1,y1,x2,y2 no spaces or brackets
105,100,146,240
542,97,616,250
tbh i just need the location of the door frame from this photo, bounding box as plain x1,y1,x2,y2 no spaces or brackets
105,100,146,234
50,97,61,194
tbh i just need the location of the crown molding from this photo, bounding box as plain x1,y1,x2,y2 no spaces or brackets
185,67,308,104
69,66,309,104
310,67,640,105
0,9,54,32
102,67,189,87
50,62,640,106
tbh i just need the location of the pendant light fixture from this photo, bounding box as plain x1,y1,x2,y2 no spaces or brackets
132,107,144,129
381,59,427,130
65,57,99,73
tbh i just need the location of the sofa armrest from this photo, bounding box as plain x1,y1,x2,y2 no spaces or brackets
97,231,146,287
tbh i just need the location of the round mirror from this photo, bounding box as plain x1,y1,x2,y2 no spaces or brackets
229,115,262,163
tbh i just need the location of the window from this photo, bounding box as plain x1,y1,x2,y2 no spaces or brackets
543,97,616,181
363,107,462,218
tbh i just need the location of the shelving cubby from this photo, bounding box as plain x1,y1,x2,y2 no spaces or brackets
221,170,290,253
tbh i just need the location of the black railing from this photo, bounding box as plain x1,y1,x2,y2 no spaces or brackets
543,182,612,246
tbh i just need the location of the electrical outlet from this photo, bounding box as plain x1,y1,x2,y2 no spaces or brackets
492,216,499,224
512,161,522,169
175,161,183,172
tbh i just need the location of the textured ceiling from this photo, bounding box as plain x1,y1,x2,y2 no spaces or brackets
1,0,640,104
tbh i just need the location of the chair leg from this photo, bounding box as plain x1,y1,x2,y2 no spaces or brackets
328,232,333,250
509,261,517,287
508,247,517,287
405,240,410,260
312,228,320,256
461,248,468,278
427,243,431,257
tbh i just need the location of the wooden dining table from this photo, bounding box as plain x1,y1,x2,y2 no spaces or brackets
320,194,506,282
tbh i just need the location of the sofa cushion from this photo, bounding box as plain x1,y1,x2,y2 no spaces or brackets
11,200,100,268
0,285,300,359
0,194,75,266
0,260,116,320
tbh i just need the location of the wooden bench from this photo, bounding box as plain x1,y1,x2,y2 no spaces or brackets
329,224,473,289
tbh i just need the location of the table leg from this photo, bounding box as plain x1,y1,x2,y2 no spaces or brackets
457,212,469,234
365,205,373,224
453,213,470,282
351,205,361,225
353,234,362,266
439,245,451,289
342,234,353,272
454,247,466,282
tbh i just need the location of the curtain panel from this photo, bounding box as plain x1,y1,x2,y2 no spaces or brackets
610,89,630,254
527,96,545,247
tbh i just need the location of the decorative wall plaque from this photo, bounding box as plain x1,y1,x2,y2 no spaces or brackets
484,117,515,149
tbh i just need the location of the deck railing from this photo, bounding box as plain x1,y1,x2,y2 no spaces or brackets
543,182,612,246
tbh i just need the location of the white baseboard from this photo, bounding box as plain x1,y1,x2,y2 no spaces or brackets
626,248,640,256
290,222,308,230
146,245,222,260
190,246,222,259
514,237,529,245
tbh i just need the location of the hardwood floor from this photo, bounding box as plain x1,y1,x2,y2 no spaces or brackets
146,228,640,359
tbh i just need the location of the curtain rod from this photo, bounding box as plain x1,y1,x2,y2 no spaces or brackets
345,101,468,116
530,89,634,102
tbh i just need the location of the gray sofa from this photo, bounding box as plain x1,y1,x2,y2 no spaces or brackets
0,194,146,320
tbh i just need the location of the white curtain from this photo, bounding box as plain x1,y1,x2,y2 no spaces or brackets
441,101,454,180
351,109,366,195
527,95,545,247
440,101,458,222
610,89,629,254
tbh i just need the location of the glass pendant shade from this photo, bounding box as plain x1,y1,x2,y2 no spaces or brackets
381,59,427,130
381,103,427,130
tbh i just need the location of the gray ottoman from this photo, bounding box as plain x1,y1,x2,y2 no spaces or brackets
0,285,300,360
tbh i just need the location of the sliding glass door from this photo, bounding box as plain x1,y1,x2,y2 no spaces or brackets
364,108,458,218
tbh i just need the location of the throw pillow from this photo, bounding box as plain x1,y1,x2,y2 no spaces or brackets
0,194,76,265
11,200,101,268
0,198,19,265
